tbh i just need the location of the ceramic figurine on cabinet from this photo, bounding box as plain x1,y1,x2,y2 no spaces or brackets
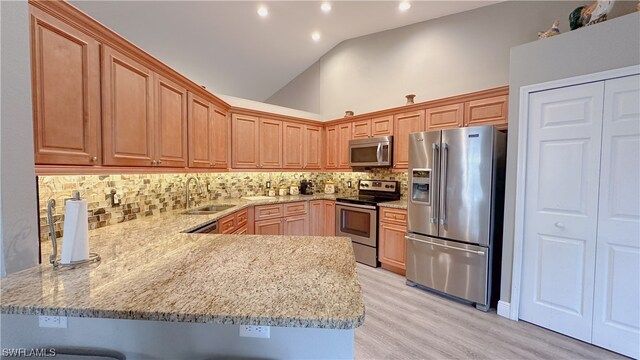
570,0,615,30
538,20,561,39
405,94,416,105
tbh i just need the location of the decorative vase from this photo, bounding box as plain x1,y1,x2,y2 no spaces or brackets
405,94,416,105
344,111,354,117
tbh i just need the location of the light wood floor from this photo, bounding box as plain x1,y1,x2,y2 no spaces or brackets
354,264,626,360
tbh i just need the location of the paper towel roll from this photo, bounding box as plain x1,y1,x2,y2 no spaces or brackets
60,199,89,264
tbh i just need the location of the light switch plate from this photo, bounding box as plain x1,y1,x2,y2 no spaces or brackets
239,325,270,338
39,316,67,328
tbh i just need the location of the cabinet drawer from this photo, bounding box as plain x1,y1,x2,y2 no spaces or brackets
284,201,308,216
255,204,284,220
233,225,248,235
380,207,407,225
235,208,249,227
219,214,236,234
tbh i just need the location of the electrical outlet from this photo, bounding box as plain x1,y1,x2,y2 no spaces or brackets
39,316,67,328
347,181,352,188
110,190,121,206
239,325,270,338
266,181,271,189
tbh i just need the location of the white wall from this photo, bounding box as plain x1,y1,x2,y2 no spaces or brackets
501,12,640,304
266,1,640,119
0,0,39,276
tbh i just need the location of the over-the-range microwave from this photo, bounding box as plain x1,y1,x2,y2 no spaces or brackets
348,136,393,167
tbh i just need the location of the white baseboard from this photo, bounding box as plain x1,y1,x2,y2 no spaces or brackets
497,300,511,319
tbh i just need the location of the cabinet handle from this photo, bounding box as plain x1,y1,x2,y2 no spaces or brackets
152,160,157,165
212,161,216,166
91,156,97,162
157,160,162,165
554,222,565,229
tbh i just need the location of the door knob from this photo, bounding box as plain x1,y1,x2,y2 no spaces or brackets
554,222,565,229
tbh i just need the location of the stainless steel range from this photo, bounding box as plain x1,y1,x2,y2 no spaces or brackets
336,180,401,267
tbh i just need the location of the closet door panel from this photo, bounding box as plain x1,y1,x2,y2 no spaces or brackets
592,75,640,359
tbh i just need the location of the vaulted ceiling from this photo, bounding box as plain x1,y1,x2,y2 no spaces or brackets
71,1,500,102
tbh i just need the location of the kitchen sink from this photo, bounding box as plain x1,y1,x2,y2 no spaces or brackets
183,204,235,215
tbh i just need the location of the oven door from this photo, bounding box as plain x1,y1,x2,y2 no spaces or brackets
335,203,377,247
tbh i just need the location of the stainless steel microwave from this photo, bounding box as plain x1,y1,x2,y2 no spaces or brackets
348,136,393,167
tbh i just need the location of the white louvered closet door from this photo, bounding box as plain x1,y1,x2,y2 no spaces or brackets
520,82,605,342
592,75,640,359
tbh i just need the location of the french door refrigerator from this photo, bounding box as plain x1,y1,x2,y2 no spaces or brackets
406,125,506,311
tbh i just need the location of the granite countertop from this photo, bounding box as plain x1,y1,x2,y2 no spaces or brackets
0,194,365,329
378,199,408,209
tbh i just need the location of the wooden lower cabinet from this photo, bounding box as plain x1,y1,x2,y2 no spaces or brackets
323,200,336,236
255,218,283,235
232,225,248,234
309,200,324,236
378,208,407,275
219,213,236,234
284,215,308,236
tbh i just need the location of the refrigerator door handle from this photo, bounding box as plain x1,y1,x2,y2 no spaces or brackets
430,143,439,224
440,143,449,225
405,236,485,255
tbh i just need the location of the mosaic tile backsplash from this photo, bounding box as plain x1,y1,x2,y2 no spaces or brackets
38,170,407,242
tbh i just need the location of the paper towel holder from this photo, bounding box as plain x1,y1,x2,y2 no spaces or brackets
47,193,101,268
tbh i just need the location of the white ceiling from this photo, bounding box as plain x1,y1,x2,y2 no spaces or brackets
71,1,500,102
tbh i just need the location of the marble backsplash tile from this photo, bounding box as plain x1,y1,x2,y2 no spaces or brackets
37,170,407,242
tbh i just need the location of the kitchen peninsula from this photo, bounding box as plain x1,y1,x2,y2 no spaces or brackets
1,197,365,359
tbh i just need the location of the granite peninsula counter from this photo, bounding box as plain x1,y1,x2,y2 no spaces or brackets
1,195,364,358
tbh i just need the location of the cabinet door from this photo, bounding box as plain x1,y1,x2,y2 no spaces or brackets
255,219,283,235
379,221,407,273
155,75,187,167
592,75,640,359
464,95,508,129
259,118,283,168
30,8,101,165
284,214,308,236
520,82,604,342
304,125,322,169
352,119,372,139
219,214,236,234
393,110,425,169
309,200,324,236
188,92,213,168
283,122,304,169
211,107,228,169
425,103,463,131
102,46,155,166
372,115,394,137
323,200,336,236
231,114,259,168
325,125,338,169
338,122,352,168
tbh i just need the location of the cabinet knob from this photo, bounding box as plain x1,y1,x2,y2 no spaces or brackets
152,160,157,165
157,160,162,165
91,156,97,162
554,222,565,229
211,161,216,166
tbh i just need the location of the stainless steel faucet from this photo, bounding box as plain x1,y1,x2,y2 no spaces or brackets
186,176,200,209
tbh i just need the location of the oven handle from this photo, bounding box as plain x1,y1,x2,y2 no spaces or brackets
336,202,377,210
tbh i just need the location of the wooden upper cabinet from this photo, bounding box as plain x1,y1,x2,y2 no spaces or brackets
188,92,213,168
337,122,352,168
283,122,304,169
371,115,394,137
352,119,372,139
155,75,187,167
325,125,338,169
425,103,464,131
304,125,322,170
393,110,425,169
30,7,101,165
231,114,259,168
259,118,283,168
102,46,155,167
464,95,508,129
211,107,228,169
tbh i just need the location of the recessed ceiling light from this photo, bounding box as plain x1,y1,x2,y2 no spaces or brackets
311,32,321,42
398,1,411,12
257,6,269,17
321,2,332,13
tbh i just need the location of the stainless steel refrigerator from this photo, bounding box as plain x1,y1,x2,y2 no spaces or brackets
406,125,506,311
